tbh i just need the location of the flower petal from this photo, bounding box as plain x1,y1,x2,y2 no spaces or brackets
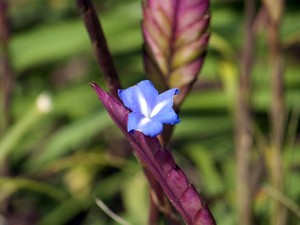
118,80,158,117
150,88,179,118
152,109,180,125
128,112,163,137
127,112,144,133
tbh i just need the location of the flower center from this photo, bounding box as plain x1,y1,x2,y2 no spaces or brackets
136,89,151,117
150,99,168,118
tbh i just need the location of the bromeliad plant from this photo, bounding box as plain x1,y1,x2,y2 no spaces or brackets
77,0,214,224
90,81,215,225
142,0,210,106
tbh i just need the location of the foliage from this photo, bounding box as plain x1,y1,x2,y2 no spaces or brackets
0,0,300,224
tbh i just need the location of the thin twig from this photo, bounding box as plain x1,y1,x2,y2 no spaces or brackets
95,198,131,225
262,185,300,219
76,0,121,97
264,0,286,224
0,0,13,130
235,1,256,225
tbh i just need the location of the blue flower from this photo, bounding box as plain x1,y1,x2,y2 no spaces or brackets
118,80,180,137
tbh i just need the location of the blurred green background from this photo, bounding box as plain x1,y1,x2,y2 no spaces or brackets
0,0,300,224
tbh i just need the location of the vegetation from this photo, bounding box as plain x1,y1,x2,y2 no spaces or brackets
0,0,300,224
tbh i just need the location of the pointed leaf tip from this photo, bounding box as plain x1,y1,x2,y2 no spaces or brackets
89,81,96,87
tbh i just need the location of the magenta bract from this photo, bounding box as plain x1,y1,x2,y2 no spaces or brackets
91,83,216,225
142,0,210,90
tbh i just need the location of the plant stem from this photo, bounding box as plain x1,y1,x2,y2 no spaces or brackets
235,1,256,224
0,0,13,131
264,1,286,224
76,2,183,223
0,0,13,215
76,0,121,98
144,167,181,225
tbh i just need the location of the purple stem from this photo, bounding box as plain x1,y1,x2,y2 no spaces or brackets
76,0,121,98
